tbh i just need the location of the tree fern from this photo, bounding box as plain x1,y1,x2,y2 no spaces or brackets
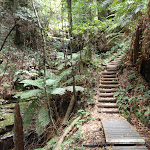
36,107,50,135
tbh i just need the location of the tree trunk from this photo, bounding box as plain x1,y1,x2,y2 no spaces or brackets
14,103,24,150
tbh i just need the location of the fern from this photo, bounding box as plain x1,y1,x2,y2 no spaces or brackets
14,89,42,99
46,79,57,87
20,79,44,89
36,107,50,135
60,75,85,87
51,88,66,95
57,67,72,83
65,86,85,92
23,99,40,129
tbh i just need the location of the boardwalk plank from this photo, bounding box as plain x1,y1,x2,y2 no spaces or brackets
106,146,148,150
101,118,145,145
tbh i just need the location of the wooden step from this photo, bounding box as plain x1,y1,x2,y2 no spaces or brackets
101,81,118,84
106,146,148,150
101,75,116,78
97,108,119,113
99,93,115,97
101,78,118,81
99,89,117,93
102,71,116,75
98,97,116,102
99,84,119,88
97,103,117,108
107,68,118,71
107,65,118,67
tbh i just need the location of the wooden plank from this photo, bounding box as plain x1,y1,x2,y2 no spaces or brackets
99,93,115,97
101,78,118,81
101,118,145,145
99,85,119,88
97,103,117,108
106,146,148,150
99,89,117,93
101,74,116,77
98,98,116,102
97,108,119,113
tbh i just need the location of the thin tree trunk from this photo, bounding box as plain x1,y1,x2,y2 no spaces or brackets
62,95,74,124
31,0,58,135
66,0,77,124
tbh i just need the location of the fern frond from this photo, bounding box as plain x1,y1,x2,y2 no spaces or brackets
57,67,72,83
65,86,85,92
20,79,44,89
60,75,85,87
41,70,57,79
46,79,56,87
14,89,42,99
36,107,50,135
51,88,66,95
23,99,40,129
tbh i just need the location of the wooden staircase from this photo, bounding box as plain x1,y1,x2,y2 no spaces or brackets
97,55,122,114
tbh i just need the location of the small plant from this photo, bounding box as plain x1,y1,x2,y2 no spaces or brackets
0,99,4,120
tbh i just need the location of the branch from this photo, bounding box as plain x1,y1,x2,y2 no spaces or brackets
54,116,81,150
62,95,75,124
0,24,17,51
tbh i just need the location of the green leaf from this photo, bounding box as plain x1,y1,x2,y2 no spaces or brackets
20,79,44,89
14,89,42,99
51,88,66,95
145,110,150,116
23,100,39,129
65,86,85,92
36,107,50,135
46,79,56,86
61,75,85,87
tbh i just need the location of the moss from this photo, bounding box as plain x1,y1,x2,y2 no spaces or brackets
0,113,14,130
0,102,31,132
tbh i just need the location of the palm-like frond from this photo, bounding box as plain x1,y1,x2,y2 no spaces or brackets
36,107,50,135
23,99,40,129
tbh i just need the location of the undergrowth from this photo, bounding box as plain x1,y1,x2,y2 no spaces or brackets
116,59,150,127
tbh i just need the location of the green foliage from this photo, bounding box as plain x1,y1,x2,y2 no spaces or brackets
108,0,149,30
14,89,42,99
36,107,50,135
23,99,40,129
116,69,150,126
20,79,44,89
14,66,85,134
65,86,85,92
46,137,57,150
0,99,4,120
51,88,66,95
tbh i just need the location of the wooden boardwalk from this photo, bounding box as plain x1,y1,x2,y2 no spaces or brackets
101,117,145,145
106,146,148,150
97,55,148,150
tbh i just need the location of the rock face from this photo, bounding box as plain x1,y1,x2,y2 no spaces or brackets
130,1,150,83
